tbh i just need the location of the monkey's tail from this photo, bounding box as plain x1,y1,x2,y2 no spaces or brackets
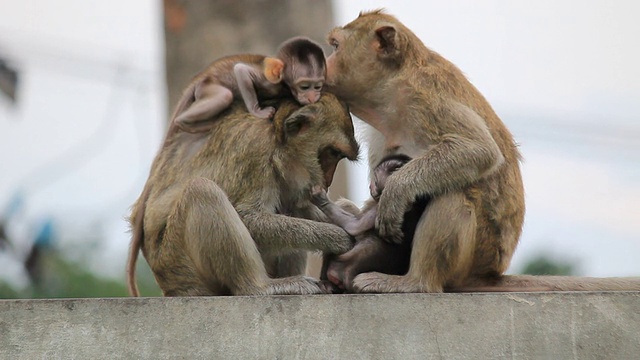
126,201,146,297
449,275,640,292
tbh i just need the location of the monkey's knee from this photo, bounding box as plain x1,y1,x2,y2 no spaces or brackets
177,177,268,293
409,192,477,290
180,178,240,234
176,85,233,132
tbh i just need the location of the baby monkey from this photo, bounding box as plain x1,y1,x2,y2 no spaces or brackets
312,154,427,291
173,36,326,133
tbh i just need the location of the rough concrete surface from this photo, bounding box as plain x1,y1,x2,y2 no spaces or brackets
1,292,639,359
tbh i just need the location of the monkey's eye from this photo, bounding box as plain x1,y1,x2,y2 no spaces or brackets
299,83,311,91
314,84,322,91
329,38,339,50
329,147,345,159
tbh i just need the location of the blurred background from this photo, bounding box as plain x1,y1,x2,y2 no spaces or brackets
1,0,638,298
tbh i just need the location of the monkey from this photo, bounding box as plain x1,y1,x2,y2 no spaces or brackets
171,36,326,134
126,93,359,297
323,9,640,293
312,154,429,291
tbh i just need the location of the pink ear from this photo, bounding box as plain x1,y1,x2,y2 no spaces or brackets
264,57,284,83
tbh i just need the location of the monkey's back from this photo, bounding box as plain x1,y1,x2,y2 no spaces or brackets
195,54,289,100
139,104,281,256
198,54,265,88
399,49,525,279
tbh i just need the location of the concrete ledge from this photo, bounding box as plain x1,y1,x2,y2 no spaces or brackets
1,292,639,359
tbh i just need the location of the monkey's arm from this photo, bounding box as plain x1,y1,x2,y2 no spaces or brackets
239,210,353,254
377,102,504,243
233,63,276,119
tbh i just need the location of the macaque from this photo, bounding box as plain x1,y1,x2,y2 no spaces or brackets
312,155,427,291
324,10,640,292
126,94,359,296
172,36,326,134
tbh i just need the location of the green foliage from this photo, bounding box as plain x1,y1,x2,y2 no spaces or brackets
519,254,578,276
0,250,161,299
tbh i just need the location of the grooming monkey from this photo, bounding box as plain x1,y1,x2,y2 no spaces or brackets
172,36,326,134
312,155,428,291
126,94,359,296
325,10,640,292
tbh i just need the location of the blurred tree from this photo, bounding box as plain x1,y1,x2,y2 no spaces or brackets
519,253,578,276
0,250,161,299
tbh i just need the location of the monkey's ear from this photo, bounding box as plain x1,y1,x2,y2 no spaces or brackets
374,25,402,61
275,113,311,144
264,57,285,84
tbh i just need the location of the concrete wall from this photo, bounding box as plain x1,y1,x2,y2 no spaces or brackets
1,292,639,359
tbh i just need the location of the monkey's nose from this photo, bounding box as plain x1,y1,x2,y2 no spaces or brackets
298,97,311,105
310,93,320,103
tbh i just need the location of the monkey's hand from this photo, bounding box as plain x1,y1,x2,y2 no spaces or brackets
251,106,276,119
375,182,409,244
310,185,330,208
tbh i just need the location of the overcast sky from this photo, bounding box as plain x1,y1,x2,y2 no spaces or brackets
0,1,638,284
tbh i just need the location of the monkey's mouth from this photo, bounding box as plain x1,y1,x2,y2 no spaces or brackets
318,147,344,188
321,161,336,188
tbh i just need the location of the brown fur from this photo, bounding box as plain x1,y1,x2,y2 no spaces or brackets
126,94,359,296
325,10,640,293
171,37,326,134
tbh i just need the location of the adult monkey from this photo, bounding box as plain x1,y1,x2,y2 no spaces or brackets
325,9,640,292
127,94,358,296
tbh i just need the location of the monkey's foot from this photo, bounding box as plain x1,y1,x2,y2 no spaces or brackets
252,106,276,119
319,279,342,294
265,276,330,295
351,272,425,293
310,185,329,207
326,258,358,291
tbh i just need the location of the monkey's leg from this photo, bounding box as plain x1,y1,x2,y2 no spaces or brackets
311,189,373,236
352,192,476,293
264,250,308,278
328,235,410,291
179,177,326,295
321,202,374,237
174,83,233,133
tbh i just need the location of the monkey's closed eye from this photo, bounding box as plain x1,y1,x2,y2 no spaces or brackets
328,147,345,159
329,39,339,50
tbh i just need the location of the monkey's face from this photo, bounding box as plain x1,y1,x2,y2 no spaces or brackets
276,36,326,105
325,27,380,99
307,94,359,188
326,13,406,102
276,94,359,189
370,158,407,199
290,78,323,105
325,27,361,98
